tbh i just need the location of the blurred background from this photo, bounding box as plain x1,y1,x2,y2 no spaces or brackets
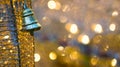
32,0,120,67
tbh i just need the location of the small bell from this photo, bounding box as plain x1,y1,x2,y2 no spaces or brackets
22,4,41,31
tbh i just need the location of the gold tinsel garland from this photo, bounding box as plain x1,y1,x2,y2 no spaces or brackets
0,0,35,67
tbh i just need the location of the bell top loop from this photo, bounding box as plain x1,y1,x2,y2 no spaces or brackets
23,3,27,9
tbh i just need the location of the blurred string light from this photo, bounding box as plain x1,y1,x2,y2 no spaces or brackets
34,53,41,62
65,23,78,34
47,0,61,10
77,34,90,45
92,24,103,33
111,58,117,67
49,52,57,60
112,11,119,16
109,23,116,31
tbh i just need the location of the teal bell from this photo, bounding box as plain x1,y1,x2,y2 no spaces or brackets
22,4,41,31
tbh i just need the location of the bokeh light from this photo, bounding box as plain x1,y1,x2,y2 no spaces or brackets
68,34,72,38
92,34,102,44
112,11,119,16
2,47,6,49
77,34,90,45
61,53,65,56
92,24,103,33
60,16,68,23
8,40,11,43
55,1,61,10
70,24,78,34
111,58,117,67
47,0,61,10
48,0,57,9
65,23,78,34
91,56,99,66
49,52,57,60
3,35,9,39
104,45,109,51
57,46,64,51
34,53,41,62
62,5,70,12
10,50,13,53
109,23,116,31
33,0,120,67
65,23,71,31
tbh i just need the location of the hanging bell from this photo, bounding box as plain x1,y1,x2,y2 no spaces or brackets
22,4,41,31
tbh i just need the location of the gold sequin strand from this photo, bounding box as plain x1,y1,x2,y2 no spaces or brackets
12,0,35,67
0,0,19,67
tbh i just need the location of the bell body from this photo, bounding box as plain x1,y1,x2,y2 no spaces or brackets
22,5,41,31
23,14,37,25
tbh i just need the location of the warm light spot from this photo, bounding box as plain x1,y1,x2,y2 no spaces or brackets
8,40,11,43
4,61,8,64
91,56,99,66
70,51,79,60
61,53,65,56
42,16,51,22
65,23,72,31
3,10,6,13
111,58,117,67
104,45,109,51
55,1,61,10
112,11,119,16
109,23,116,31
27,55,31,57
2,47,6,49
49,52,57,60
60,16,67,23
77,34,90,45
0,18,2,22
93,35,102,44
92,24,103,33
3,35,9,39
42,16,47,20
34,53,41,62
27,61,30,64
70,24,78,34
10,50,13,53
48,0,57,9
62,5,70,12
68,34,72,38
13,0,16,2
57,46,64,51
